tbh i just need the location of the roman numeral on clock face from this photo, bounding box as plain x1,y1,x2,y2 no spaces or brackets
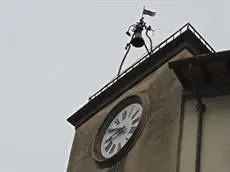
129,126,137,134
128,105,134,117
122,110,127,120
131,109,139,119
114,118,120,125
109,143,116,154
105,141,113,152
132,117,140,125
117,143,121,152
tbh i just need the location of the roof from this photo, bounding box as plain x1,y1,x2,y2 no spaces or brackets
168,50,230,97
67,23,215,127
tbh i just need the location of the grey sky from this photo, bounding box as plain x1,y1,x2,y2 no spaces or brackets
1,0,229,172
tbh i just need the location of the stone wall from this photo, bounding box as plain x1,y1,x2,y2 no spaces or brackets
67,49,193,172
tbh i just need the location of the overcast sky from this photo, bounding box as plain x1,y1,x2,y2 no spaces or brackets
1,0,230,172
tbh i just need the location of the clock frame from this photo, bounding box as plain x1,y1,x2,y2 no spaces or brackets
92,94,149,167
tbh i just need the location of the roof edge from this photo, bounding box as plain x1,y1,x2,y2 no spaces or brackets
68,23,215,127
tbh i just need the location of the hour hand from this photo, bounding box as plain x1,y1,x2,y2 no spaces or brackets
107,127,121,133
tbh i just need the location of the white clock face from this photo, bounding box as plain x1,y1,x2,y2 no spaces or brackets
100,103,143,158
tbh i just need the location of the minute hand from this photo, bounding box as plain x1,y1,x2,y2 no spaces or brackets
107,127,123,133
111,126,125,137
104,129,120,143
105,126,125,143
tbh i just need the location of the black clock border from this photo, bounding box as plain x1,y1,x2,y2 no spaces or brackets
92,93,150,168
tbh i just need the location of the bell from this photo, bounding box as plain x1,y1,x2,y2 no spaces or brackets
131,31,145,48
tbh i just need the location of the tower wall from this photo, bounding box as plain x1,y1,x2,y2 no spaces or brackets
67,49,193,172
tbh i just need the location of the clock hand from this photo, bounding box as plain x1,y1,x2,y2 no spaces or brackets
115,126,126,137
104,130,120,143
107,127,123,133
110,129,121,137
106,126,126,142
105,126,126,143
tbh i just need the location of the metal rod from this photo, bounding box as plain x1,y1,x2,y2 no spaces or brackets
145,29,153,52
195,102,205,172
144,42,150,55
117,44,131,77
188,24,215,53
188,63,206,172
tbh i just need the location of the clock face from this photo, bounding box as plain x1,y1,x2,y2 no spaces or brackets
100,103,143,158
93,95,149,167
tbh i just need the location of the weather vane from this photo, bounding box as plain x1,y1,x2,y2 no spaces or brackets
117,7,156,77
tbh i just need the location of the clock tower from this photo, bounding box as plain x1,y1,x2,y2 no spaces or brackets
66,23,230,172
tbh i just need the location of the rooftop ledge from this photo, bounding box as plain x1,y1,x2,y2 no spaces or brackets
67,23,215,127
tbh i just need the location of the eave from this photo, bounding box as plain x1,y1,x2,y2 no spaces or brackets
168,50,230,98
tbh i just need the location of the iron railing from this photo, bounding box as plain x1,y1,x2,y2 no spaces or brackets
88,23,215,101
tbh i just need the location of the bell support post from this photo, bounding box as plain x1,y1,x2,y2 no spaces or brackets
117,11,156,77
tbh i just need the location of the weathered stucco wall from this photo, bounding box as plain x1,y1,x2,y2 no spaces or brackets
181,95,230,172
124,57,183,172
180,99,197,172
67,49,193,172
201,95,230,172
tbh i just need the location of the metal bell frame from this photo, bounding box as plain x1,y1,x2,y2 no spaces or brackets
117,17,154,77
